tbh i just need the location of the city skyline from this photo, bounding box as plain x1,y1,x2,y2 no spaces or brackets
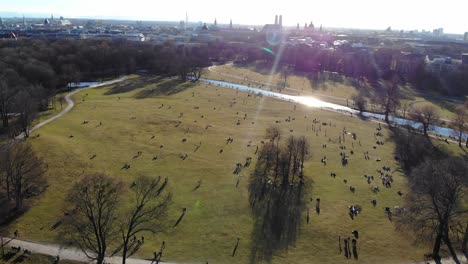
0,0,467,33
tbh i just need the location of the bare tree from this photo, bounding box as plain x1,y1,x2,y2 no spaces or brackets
15,89,37,138
0,141,47,211
66,174,122,264
400,102,409,119
397,158,468,264
0,81,16,128
280,65,292,90
116,175,171,264
450,107,467,147
187,66,204,82
375,78,401,124
410,105,439,137
352,94,366,115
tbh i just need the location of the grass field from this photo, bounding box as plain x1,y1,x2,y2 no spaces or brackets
2,76,464,264
205,63,466,120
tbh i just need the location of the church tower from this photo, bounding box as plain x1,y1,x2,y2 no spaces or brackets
279,15,282,27
230,19,233,29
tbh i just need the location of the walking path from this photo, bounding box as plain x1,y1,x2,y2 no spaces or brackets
16,77,127,139
2,237,174,263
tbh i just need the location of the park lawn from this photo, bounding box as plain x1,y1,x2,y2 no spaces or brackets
3,77,464,264
207,63,466,120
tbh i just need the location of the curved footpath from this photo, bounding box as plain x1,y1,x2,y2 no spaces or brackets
17,77,127,139
6,74,466,263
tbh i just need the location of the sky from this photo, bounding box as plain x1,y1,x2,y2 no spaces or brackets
1,0,467,34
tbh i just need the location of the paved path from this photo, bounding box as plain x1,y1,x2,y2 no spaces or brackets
17,77,127,139
2,237,175,263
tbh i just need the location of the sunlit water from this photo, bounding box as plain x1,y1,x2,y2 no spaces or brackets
201,79,467,140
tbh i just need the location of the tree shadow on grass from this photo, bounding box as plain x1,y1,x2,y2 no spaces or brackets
103,76,166,95
134,79,196,99
248,173,310,264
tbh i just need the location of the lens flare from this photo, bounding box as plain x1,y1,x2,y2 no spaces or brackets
262,47,275,56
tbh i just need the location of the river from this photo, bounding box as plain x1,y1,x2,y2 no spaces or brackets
201,78,467,140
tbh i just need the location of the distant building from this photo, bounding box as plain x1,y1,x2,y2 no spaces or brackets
464,32,468,42
433,28,443,36
126,33,145,42
462,53,468,65
262,15,283,33
279,15,282,27
58,19,72,26
229,19,232,29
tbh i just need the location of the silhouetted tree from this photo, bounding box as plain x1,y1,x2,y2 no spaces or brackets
0,141,47,211
410,105,439,137
66,174,122,264
0,80,16,128
450,107,467,147
352,94,366,115
397,158,468,264
117,176,171,264
14,89,37,138
375,78,401,124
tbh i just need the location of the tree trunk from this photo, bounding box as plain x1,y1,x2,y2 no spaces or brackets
462,223,467,259
432,224,443,264
459,132,462,147
443,226,461,264
122,243,127,264
6,177,11,200
384,109,390,124
15,181,22,211
2,115,8,128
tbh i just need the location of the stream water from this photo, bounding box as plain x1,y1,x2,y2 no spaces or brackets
201,78,467,140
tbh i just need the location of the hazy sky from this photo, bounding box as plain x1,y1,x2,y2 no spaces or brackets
1,0,467,34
